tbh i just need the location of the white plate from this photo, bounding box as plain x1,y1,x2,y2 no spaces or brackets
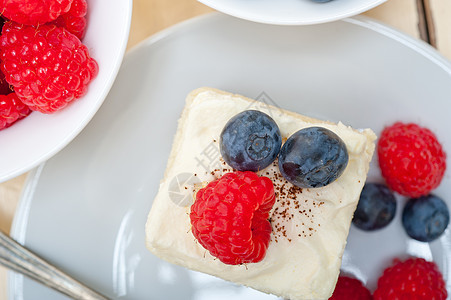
198,0,386,25
10,13,451,299
0,0,132,183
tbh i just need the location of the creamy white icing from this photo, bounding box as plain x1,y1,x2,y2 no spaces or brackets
146,89,376,300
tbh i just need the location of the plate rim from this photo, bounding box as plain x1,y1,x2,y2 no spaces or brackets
125,13,451,77
9,12,451,299
198,0,387,25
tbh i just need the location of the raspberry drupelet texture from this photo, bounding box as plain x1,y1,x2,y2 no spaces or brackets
329,276,372,300
374,257,447,300
190,171,276,265
52,0,87,40
0,22,98,113
0,0,73,25
378,122,446,198
0,92,31,130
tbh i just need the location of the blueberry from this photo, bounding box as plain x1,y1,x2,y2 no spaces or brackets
402,194,449,242
278,127,348,188
220,110,282,172
352,183,396,231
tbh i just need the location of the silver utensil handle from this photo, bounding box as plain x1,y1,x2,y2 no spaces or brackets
0,230,109,300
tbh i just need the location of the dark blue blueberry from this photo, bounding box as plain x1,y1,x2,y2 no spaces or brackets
220,110,282,172
402,194,449,242
352,183,397,231
278,127,348,188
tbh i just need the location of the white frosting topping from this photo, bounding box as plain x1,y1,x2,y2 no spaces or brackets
146,89,376,300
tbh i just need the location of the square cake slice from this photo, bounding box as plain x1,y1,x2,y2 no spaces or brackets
145,88,376,300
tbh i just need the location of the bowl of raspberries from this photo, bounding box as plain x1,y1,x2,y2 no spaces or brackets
0,0,132,182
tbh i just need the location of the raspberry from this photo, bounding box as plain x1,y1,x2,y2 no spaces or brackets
0,92,31,130
190,171,275,265
52,0,87,40
378,122,446,197
329,276,372,300
0,22,98,113
0,0,73,25
374,257,447,300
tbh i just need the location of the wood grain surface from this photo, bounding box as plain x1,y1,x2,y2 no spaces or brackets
429,0,451,57
1,0,450,299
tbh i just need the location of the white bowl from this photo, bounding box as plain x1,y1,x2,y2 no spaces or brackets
198,0,386,25
0,0,132,183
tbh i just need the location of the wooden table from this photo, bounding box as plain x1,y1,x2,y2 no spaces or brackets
0,0,450,299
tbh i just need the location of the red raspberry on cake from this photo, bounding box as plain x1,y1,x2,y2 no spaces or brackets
378,122,446,197
329,276,372,300
374,257,447,300
0,0,73,25
190,171,275,265
51,0,87,40
0,92,31,130
0,22,98,113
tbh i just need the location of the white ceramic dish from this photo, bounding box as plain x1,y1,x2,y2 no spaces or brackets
0,0,132,183
10,13,451,299
198,0,386,25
